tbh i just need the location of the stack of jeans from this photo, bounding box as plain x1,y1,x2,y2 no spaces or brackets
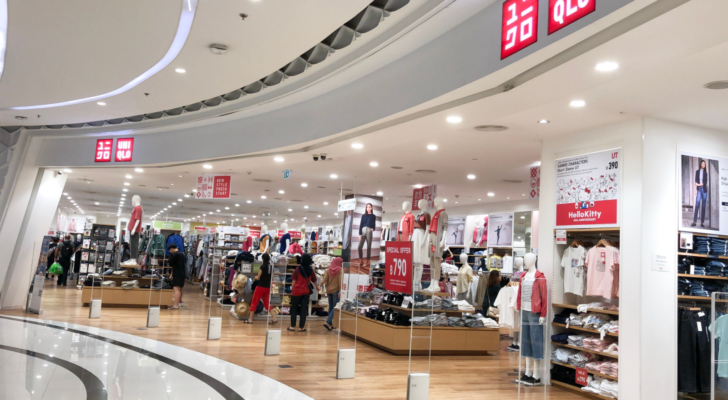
678,257,693,274
694,236,711,254
693,265,707,276
711,237,728,256
707,260,728,277
704,282,728,296
678,278,691,296
690,281,709,297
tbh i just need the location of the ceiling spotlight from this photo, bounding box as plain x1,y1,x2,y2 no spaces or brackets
123,182,130,186
63,169,72,173
217,209,221,212
351,143,363,149
274,157,284,162
247,200,252,203
330,174,338,179
521,216,525,219
235,204,240,207
135,168,143,173
97,102,106,106
323,202,329,205
467,174,476,180
278,190,285,194
334,213,339,216
317,215,322,218
376,191,383,196
177,198,183,202
192,189,198,192
94,202,100,205
487,192,495,197
443,199,448,202
301,183,308,187
63,193,68,195
261,195,266,199
203,164,212,169
413,184,423,189
175,68,186,73
570,100,586,108
122,189,128,192
67,197,72,200
538,119,550,124
173,202,177,205
446,116,462,124
288,209,293,212
225,207,229,210
304,205,309,209
125,174,133,179
427,144,438,151
595,61,619,72
369,161,379,167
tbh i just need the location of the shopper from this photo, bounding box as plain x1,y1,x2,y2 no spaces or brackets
121,242,131,262
482,270,501,315
168,244,186,309
322,257,342,330
54,235,75,286
358,203,376,267
289,254,318,332
45,237,59,280
245,253,278,325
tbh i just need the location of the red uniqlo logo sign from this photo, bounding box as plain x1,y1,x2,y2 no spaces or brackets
501,0,539,60
94,139,113,162
548,0,596,34
213,176,231,199
114,138,134,162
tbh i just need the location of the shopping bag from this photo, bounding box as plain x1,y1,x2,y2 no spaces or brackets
48,262,63,275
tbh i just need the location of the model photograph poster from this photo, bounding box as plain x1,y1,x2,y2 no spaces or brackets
445,218,466,246
342,194,383,275
488,213,514,248
555,149,621,228
679,151,728,235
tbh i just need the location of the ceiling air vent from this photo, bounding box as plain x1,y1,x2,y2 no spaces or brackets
291,199,303,202
254,179,272,183
503,180,523,183
415,170,436,174
391,166,403,170
474,125,509,132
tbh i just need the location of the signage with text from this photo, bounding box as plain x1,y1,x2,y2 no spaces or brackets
556,149,621,228
94,139,113,162
385,241,413,294
114,138,135,162
196,175,232,199
575,367,588,386
248,230,261,238
338,198,356,212
501,0,539,59
549,0,596,34
412,184,437,211
194,226,207,232
153,221,182,230
289,231,302,239
284,170,291,179
530,166,541,199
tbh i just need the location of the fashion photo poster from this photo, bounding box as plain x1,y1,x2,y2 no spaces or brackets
464,215,489,248
347,194,383,275
679,151,728,234
487,213,514,248
446,218,466,246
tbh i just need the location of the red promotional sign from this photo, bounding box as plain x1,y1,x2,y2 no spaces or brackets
114,138,134,162
248,230,261,238
288,231,302,239
94,139,113,162
385,241,413,294
412,184,437,211
575,367,588,386
501,0,539,59
548,0,596,34
196,175,232,199
194,226,206,232
556,199,617,226
213,176,231,199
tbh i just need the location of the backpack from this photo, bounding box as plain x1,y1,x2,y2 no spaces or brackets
59,242,74,260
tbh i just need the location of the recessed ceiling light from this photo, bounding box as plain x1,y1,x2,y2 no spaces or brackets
595,61,619,72
520,216,525,219
203,164,212,169
323,202,329,205
216,209,221,212
123,189,128,192
247,200,252,203
334,213,339,216
376,191,383,196
538,119,550,124
427,144,438,151
177,198,183,202
446,116,462,124
413,184,423,189
478,199,482,201
522,194,526,196
184,194,190,198
97,102,106,106
330,174,338,179
487,192,495,197
288,208,293,212
125,174,132,179
570,100,586,108
123,182,130,186
175,68,186,73
467,174,476,180
369,161,379,167
234,204,239,207
192,189,197,192
274,157,284,162
209,211,213,214
278,190,285,194
317,215,321,218
301,183,308,187
351,143,363,149
63,169,72,173
135,168,144,173
304,205,309,209
261,195,266,199
63,193,68,195
507,197,511,200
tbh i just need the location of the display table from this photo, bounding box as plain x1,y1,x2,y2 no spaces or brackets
81,286,173,308
334,309,499,355
94,275,159,286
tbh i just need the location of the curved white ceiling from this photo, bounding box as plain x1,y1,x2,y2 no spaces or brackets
0,0,6,81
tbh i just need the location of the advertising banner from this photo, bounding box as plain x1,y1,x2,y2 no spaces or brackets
196,175,232,199
289,231,302,239
412,184,437,211
678,151,728,235
488,213,514,248
556,149,621,228
530,166,541,199
344,194,383,273
153,221,182,230
385,241,413,294
575,367,588,386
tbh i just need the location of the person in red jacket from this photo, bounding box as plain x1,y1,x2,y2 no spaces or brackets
288,254,319,332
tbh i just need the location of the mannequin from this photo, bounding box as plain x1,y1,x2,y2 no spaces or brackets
411,199,431,292
424,197,448,292
398,201,415,241
128,195,143,258
279,222,291,255
456,252,473,299
514,257,524,272
516,253,546,385
258,225,271,259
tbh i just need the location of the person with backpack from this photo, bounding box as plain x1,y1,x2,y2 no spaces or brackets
54,234,75,286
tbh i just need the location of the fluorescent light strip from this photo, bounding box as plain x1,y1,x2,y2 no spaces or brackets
9,0,197,110
0,0,7,81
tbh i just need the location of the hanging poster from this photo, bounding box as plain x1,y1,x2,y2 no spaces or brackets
445,218,466,246
488,213,514,248
556,149,621,228
678,152,728,235
342,194,383,275
412,184,437,211
196,175,231,199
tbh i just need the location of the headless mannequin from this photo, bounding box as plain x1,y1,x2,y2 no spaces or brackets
280,223,291,255
260,225,269,256
424,197,448,292
129,195,143,258
521,253,544,381
412,199,431,291
398,201,414,241
514,257,524,272
456,252,473,296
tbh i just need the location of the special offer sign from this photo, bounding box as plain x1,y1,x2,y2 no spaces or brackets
385,241,413,294
556,149,621,228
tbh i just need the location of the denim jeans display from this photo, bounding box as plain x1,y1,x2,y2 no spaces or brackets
711,237,728,256
693,186,708,225
707,260,728,277
678,309,711,393
521,312,544,359
678,277,691,296
690,281,709,297
695,236,711,254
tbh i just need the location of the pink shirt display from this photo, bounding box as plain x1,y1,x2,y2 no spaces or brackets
399,212,414,241
128,205,143,234
585,246,620,299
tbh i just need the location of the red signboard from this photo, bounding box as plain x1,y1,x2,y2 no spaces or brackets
412,184,437,211
114,138,134,162
197,175,232,199
248,230,261,238
575,367,588,386
385,241,413,294
556,199,617,226
213,176,231,199
194,226,207,232
288,231,302,239
548,0,596,34
501,0,539,59
94,139,113,162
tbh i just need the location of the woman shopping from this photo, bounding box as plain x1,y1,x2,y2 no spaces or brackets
245,254,278,325
482,270,502,316
289,254,318,332
322,257,343,331
358,203,376,268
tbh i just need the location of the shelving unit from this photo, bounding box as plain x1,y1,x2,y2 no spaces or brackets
551,342,618,359
550,360,619,381
551,381,615,400
552,323,619,337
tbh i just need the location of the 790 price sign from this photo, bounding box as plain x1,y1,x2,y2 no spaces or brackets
385,241,413,294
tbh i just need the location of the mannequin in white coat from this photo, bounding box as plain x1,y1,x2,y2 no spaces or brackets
280,222,291,255
424,197,447,292
521,253,544,384
456,252,473,298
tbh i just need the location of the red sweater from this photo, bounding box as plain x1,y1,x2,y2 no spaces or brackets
516,270,548,317
291,268,317,297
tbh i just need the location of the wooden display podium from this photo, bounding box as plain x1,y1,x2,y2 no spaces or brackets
81,286,173,308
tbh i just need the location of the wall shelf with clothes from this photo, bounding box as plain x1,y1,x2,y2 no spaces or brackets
550,227,620,398
77,223,117,288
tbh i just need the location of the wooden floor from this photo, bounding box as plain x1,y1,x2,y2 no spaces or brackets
0,279,589,400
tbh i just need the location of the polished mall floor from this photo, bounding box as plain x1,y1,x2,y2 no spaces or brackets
0,280,582,400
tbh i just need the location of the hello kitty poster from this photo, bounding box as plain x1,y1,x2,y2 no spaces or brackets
556,149,621,228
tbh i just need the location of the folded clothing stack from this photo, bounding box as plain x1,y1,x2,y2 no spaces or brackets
448,317,466,327
553,309,570,325
600,361,619,377
440,299,458,311
270,294,282,304
567,314,585,327
583,314,612,330
692,266,707,276
550,365,577,387
604,343,619,355
551,333,569,344
707,260,728,277
452,300,475,312
690,281,709,297
678,277,691,296
583,337,615,352
600,379,619,398
463,316,485,328
585,361,604,372
473,314,498,328
414,297,442,309
567,335,585,347
695,236,711,254
441,263,458,275
568,351,598,368
552,348,577,363
705,282,728,296
576,302,619,313
581,376,604,395
710,237,728,256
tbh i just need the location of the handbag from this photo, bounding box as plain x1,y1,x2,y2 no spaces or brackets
485,286,498,318
48,262,63,275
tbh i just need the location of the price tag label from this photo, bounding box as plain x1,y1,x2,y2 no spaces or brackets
384,241,413,294
575,367,588,386
556,230,567,244
241,264,252,273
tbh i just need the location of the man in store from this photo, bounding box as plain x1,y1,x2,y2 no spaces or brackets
168,244,186,309
54,234,75,286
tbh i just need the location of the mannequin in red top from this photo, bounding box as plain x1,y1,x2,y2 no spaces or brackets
515,253,547,385
398,201,414,241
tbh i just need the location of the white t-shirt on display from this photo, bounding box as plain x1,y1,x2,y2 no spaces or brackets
521,273,536,312
502,255,513,274
494,285,519,328
561,246,587,296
